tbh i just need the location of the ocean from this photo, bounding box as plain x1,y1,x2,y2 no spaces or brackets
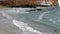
0,7,60,34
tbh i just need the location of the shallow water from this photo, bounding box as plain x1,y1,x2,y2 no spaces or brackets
0,7,60,34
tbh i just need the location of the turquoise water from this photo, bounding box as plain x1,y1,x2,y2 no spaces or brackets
0,7,60,34
15,7,60,29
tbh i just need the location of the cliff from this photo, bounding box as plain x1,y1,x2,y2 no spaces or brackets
0,0,59,7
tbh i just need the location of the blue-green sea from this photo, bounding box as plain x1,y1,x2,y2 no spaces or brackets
15,7,60,29
0,7,60,34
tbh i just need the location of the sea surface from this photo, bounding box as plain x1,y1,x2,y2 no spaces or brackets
0,7,60,34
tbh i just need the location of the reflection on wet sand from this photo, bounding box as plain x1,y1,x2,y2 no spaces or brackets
0,29,13,34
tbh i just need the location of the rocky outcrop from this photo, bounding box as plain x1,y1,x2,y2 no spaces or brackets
0,0,59,6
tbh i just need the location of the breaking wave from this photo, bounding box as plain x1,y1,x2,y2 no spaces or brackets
13,19,46,34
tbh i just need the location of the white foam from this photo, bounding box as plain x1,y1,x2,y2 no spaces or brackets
6,9,30,14
35,11,49,21
49,19,53,21
2,12,12,19
57,20,60,22
13,19,46,34
58,0,60,7
0,8,30,14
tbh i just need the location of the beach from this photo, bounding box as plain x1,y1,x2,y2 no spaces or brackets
0,8,60,34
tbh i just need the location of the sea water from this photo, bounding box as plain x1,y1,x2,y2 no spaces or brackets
0,7,60,34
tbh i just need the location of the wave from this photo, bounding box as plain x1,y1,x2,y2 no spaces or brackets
13,19,46,34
